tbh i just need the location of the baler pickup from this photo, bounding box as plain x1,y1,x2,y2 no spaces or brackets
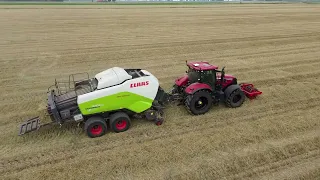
240,83,262,99
18,116,40,136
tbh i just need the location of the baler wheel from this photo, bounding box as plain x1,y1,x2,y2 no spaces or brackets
109,112,131,133
185,90,213,115
84,116,107,138
225,88,245,108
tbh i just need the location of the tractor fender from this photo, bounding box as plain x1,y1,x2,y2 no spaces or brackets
175,75,188,87
185,83,212,95
224,84,241,97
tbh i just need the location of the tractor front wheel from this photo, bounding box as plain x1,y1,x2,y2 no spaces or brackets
109,112,131,133
185,90,213,115
225,88,245,108
84,116,107,138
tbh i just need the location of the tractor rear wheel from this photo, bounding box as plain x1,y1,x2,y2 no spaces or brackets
225,88,245,108
84,116,107,138
185,90,213,115
109,112,131,133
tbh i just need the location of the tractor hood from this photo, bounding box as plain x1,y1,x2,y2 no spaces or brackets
216,73,237,88
95,67,132,89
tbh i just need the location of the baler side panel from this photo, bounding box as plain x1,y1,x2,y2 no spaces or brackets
77,74,160,115
78,92,153,115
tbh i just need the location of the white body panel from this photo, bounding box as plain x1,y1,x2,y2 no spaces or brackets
78,70,160,104
95,67,132,89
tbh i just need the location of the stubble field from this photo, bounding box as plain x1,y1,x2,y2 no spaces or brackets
0,3,320,180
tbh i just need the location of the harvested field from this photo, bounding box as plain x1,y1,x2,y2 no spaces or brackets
1,3,320,180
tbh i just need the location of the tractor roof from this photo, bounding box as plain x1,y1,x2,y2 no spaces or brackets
187,61,218,71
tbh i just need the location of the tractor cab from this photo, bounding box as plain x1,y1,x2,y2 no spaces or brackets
186,61,221,91
185,61,238,91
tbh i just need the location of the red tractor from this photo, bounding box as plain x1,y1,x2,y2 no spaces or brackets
168,61,262,115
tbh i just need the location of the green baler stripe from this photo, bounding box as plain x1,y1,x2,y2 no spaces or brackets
78,91,153,115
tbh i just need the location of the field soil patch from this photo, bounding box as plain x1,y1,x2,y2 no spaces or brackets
0,4,319,179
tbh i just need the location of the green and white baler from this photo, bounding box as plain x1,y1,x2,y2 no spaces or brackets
19,67,170,138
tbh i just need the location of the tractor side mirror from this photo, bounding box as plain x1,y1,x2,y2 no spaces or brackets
221,67,225,73
221,67,225,84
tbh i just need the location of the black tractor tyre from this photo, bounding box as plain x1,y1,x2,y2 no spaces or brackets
109,112,131,133
84,116,107,138
185,90,213,115
225,88,245,108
